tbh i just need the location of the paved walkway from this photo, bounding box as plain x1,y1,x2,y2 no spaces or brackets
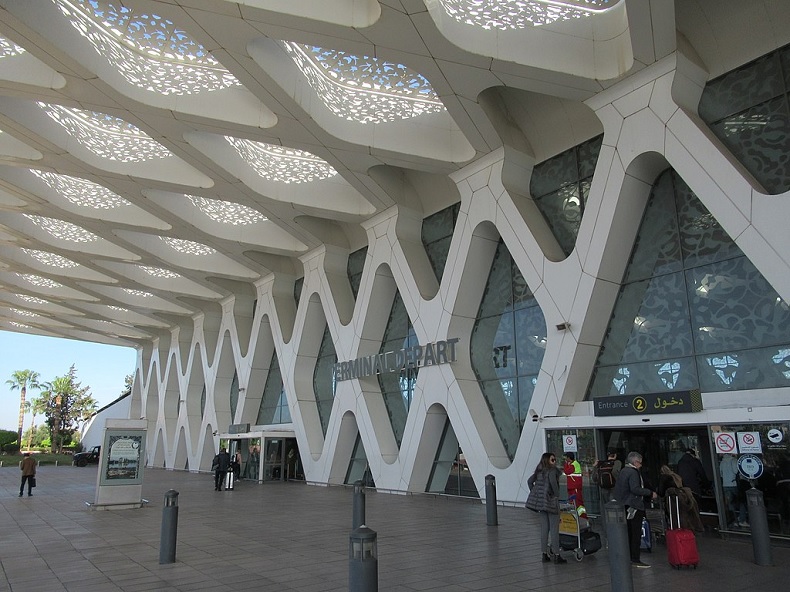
1,464,788,591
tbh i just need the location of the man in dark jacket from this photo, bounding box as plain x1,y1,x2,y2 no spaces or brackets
613,451,657,568
213,447,231,491
677,448,708,501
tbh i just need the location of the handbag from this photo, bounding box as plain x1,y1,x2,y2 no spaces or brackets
30,476,36,488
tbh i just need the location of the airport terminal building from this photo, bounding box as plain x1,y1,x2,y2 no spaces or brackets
1,1,789,536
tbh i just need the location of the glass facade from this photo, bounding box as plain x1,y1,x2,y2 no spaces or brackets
421,203,460,282
378,292,418,447
313,326,337,435
471,240,547,461
347,247,367,299
699,43,790,194
530,135,603,257
294,276,304,308
426,418,478,498
589,169,790,398
230,371,239,420
256,351,291,425
345,433,375,487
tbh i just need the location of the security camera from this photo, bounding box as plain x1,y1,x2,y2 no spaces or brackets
530,409,539,422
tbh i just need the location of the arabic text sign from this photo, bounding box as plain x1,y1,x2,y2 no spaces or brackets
593,390,703,417
737,432,763,454
100,429,146,486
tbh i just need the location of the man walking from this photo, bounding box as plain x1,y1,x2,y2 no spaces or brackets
20,452,36,497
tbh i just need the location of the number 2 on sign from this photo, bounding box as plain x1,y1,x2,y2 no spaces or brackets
632,396,647,412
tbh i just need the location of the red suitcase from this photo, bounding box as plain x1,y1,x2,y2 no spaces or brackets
666,495,699,569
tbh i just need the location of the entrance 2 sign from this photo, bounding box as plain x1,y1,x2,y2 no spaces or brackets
593,390,703,417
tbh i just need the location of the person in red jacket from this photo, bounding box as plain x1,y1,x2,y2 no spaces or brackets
563,452,584,508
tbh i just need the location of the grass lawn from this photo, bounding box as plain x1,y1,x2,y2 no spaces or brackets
1,452,76,466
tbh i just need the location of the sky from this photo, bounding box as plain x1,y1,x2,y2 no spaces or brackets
1,331,137,433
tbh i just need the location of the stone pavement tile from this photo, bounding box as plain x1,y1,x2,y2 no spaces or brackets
4,466,790,592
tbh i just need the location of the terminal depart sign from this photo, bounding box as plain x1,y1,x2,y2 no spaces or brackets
593,390,703,417
335,338,460,382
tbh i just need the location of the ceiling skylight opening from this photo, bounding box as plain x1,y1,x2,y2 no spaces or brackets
140,265,181,279
21,248,80,269
16,294,49,305
38,102,171,163
282,42,445,124
9,322,33,329
225,136,338,184
24,214,99,243
160,236,216,256
17,273,63,289
10,308,39,318
53,0,241,96
438,0,616,29
108,305,130,312
123,288,153,297
0,36,26,58
187,195,268,225
30,169,129,209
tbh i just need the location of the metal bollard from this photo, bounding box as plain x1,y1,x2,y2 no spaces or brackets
159,490,179,564
484,474,498,526
349,525,377,592
746,486,773,566
353,480,366,529
604,501,633,592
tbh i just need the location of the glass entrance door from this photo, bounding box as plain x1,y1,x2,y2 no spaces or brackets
262,437,302,482
600,426,718,525
263,438,283,481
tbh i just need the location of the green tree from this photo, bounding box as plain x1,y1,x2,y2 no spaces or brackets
25,397,47,451
38,366,97,453
6,369,41,448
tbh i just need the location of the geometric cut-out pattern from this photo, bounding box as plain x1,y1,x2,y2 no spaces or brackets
438,0,615,29
30,170,130,210
226,136,338,184
282,42,444,124
55,0,240,96
38,102,171,163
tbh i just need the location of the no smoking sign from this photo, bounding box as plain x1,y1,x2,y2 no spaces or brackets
737,431,763,454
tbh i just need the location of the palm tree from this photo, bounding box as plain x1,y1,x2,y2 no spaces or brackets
26,397,47,451
40,375,74,453
6,369,41,449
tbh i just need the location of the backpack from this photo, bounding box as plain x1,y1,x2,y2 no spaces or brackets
595,460,616,489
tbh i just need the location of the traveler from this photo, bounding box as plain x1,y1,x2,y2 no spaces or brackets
19,452,36,497
526,452,567,564
677,448,708,502
213,447,231,491
719,454,748,528
592,448,621,504
613,451,657,568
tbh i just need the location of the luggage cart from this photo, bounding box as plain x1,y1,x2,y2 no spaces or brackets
558,502,601,561
645,499,667,544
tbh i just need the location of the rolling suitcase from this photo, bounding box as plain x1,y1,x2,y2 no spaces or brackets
640,516,652,552
666,495,699,569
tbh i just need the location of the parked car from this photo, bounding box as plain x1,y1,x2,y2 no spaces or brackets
73,445,101,467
